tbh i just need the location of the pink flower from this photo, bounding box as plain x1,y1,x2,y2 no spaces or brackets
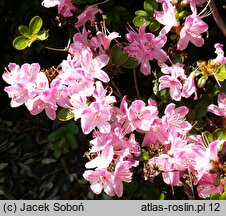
25,72,57,120
197,173,224,198
127,100,158,132
159,75,182,101
154,1,179,35
81,50,110,83
214,43,226,64
162,103,192,133
113,161,133,197
207,93,226,117
42,0,76,17
85,143,114,169
83,169,115,196
75,6,102,28
124,24,167,75
3,63,40,107
177,13,208,50
181,72,198,99
142,118,169,146
81,102,111,134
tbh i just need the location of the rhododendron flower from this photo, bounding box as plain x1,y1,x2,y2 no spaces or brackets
113,161,133,197
85,143,114,169
75,6,102,28
83,169,115,196
42,0,76,17
159,74,182,101
127,100,158,132
91,31,120,53
162,103,192,133
214,43,226,64
154,1,179,35
25,72,57,120
124,23,167,75
3,63,40,107
181,72,198,99
197,173,224,198
177,13,208,50
81,50,110,83
207,93,226,117
81,102,111,134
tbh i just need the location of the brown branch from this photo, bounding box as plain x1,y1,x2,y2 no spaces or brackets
209,0,226,38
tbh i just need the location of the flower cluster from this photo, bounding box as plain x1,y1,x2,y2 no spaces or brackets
3,0,226,199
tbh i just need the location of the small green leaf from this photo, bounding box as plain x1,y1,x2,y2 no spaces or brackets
133,16,150,27
135,10,148,17
178,10,187,19
219,192,226,200
18,25,31,38
67,121,79,135
29,16,43,35
12,36,30,50
36,30,49,41
215,64,226,82
66,132,78,149
213,175,220,187
48,126,67,143
144,0,158,15
148,21,161,32
110,44,128,66
210,192,221,200
202,131,213,144
212,128,226,140
121,56,139,69
57,108,74,121
194,101,208,118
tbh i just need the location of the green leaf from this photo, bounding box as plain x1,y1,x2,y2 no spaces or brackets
194,101,208,118
121,56,139,69
133,16,150,27
12,36,30,50
212,128,226,140
48,126,67,143
160,193,165,200
57,108,74,121
135,10,148,17
202,131,213,144
178,10,187,19
144,0,158,15
215,63,226,82
18,25,31,38
36,30,49,41
148,21,161,32
219,192,226,200
29,16,43,35
66,132,78,149
210,193,221,200
67,121,79,135
110,44,129,66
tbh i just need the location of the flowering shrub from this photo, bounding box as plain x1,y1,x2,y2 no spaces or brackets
2,0,226,199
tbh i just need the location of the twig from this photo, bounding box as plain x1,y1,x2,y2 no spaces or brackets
133,68,141,99
209,0,226,38
110,79,123,99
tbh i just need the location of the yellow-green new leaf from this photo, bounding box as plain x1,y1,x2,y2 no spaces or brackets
29,16,43,35
36,30,49,41
18,25,31,38
57,108,74,121
13,36,30,50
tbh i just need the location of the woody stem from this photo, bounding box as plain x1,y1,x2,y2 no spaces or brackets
209,0,226,38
